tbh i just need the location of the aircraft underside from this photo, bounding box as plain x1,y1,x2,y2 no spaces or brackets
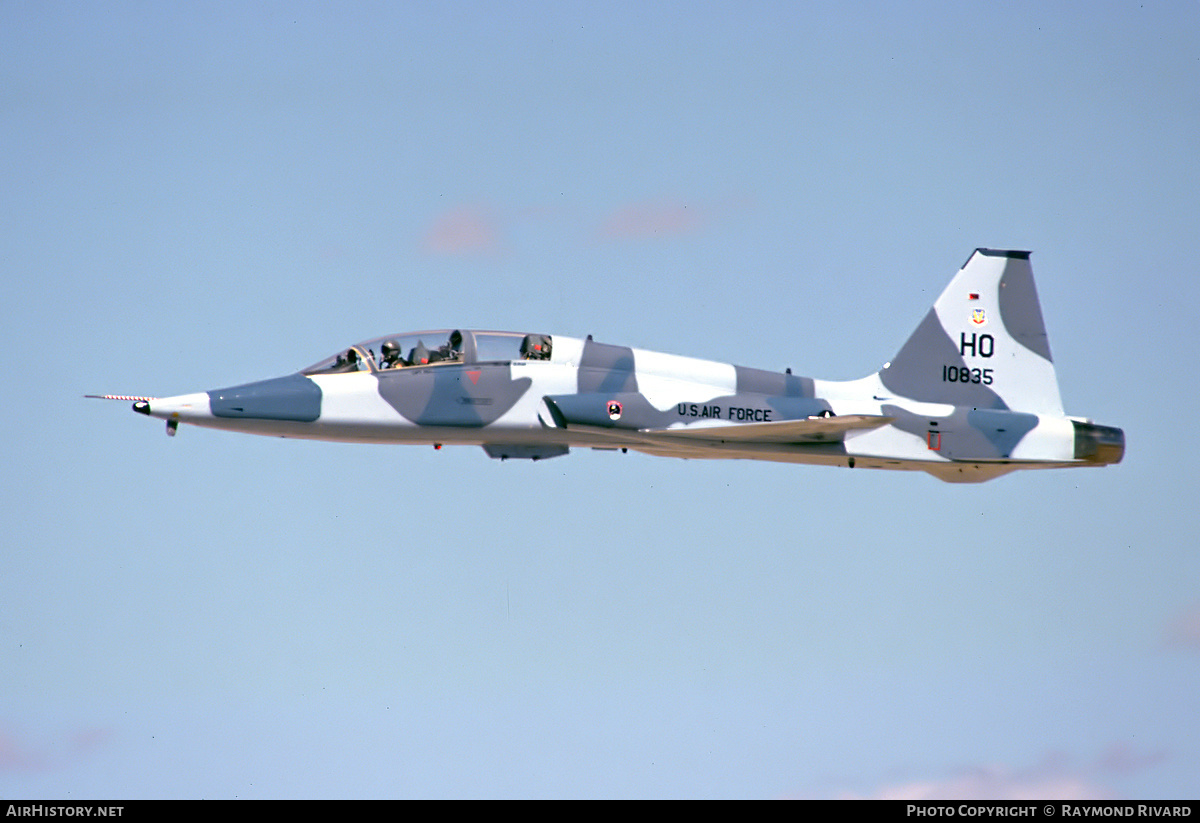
165,395,1113,485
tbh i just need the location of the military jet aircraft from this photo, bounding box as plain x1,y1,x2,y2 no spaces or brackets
92,249,1123,483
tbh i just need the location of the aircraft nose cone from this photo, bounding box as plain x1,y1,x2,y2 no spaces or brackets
133,400,151,415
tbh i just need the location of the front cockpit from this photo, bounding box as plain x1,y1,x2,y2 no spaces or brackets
301,329,553,376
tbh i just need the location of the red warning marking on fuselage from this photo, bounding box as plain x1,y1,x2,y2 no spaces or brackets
467,371,481,385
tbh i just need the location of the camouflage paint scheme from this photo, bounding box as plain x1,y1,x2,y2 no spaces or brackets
116,250,1124,483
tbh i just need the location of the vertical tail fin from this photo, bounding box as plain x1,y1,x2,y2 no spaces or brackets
878,249,1064,415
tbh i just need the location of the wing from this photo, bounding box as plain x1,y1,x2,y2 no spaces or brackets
551,412,892,452
638,414,892,443
539,393,891,458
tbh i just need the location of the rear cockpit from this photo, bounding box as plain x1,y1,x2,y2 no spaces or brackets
301,329,553,375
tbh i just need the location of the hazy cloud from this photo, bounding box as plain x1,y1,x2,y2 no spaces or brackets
0,725,113,773
597,198,708,240
848,766,1109,801
419,194,753,254
420,205,504,256
0,730,47,772
841,746,1170,800
1164,603,1200,650
1095,742,1169,776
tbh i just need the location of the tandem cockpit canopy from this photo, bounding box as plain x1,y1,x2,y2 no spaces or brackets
301,330,553,375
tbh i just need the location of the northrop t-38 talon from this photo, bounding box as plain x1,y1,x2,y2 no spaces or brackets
93,250,1123,483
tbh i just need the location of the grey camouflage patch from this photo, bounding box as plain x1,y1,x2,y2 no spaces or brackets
578,340,638,394
882,403,1038,460
878,309,1008,409
734,365,815,397
377,363,532,426
997,255,1054,361
209,373,322,422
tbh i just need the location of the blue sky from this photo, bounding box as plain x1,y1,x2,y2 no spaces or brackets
3,1,1198,799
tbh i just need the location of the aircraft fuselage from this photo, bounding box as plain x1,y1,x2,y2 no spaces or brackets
112,250,1124,483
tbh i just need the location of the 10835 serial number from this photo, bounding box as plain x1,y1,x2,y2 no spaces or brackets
942,365,994,385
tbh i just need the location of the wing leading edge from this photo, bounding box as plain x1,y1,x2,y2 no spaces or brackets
541,393,892,448
637,414,893,444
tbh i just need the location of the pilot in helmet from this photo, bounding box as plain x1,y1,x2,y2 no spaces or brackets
381,339,404,368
